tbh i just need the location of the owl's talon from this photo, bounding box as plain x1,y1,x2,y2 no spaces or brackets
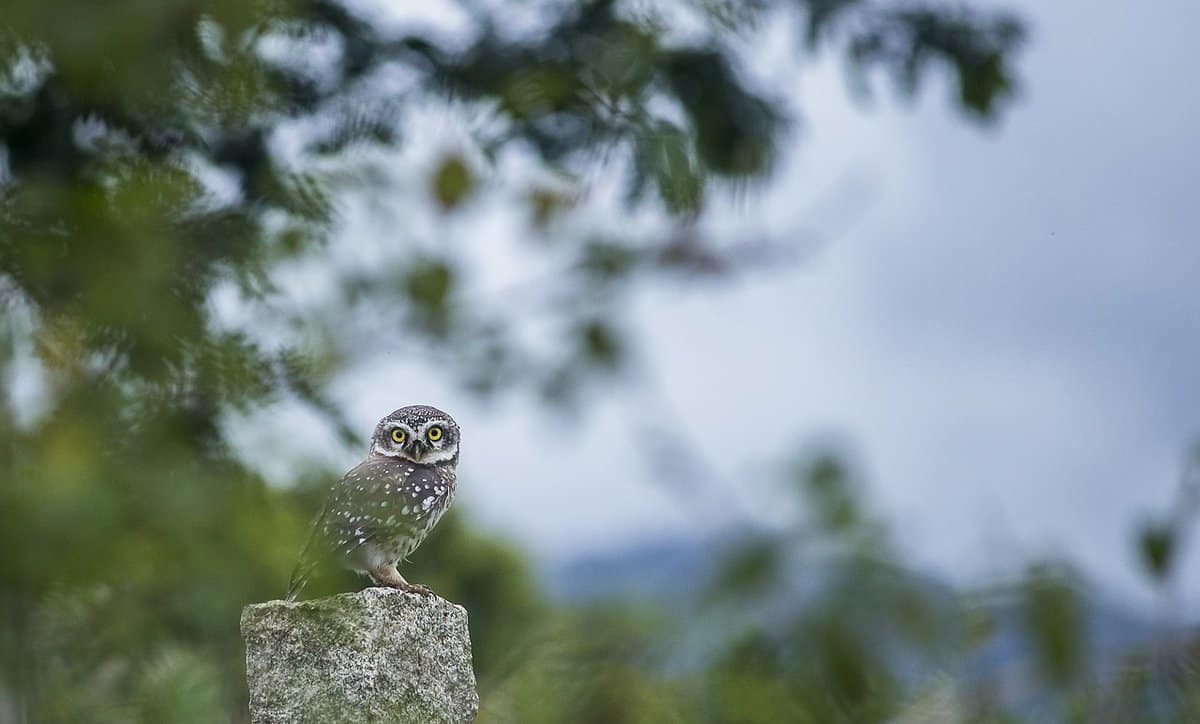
368,565,434,596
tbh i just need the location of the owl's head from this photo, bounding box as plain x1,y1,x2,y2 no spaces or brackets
370,405,460,465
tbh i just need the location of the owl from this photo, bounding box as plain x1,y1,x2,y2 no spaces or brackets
287,405,460,600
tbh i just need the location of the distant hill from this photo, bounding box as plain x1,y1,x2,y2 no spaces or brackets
544,533,722,603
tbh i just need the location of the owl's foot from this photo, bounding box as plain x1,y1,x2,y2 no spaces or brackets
369,565,435,596
398,581,434,596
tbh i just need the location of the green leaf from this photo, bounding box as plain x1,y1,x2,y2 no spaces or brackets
1137,521,1175,583
431,154,474,211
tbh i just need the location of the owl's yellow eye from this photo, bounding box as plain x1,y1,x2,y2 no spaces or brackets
391,428,406,444
426,426,443,442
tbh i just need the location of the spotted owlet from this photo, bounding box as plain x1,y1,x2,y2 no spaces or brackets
286,405,460,600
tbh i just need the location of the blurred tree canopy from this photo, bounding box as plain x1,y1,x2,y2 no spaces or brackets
0,0,1026,409
33,0,1200,722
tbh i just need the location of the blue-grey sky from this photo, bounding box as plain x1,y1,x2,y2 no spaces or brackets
222,0,1200,611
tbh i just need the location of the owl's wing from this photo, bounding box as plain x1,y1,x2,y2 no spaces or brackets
284,459,381,602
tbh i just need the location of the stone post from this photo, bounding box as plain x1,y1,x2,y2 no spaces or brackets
241,588,478,723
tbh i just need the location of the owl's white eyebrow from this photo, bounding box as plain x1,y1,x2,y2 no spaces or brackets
419,420,448,431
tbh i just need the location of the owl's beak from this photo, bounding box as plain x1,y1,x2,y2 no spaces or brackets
405,440,428,462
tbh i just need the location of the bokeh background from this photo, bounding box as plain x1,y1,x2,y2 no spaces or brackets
2,0,1199,721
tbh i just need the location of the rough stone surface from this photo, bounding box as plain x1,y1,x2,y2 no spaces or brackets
241,588,478,723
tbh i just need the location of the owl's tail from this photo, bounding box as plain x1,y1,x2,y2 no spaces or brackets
285,505,328,602
285,558,316,602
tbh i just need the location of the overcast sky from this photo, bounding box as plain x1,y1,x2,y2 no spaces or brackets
223,0,1200,613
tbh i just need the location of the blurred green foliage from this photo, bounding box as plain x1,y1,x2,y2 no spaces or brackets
2,0,1194,722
